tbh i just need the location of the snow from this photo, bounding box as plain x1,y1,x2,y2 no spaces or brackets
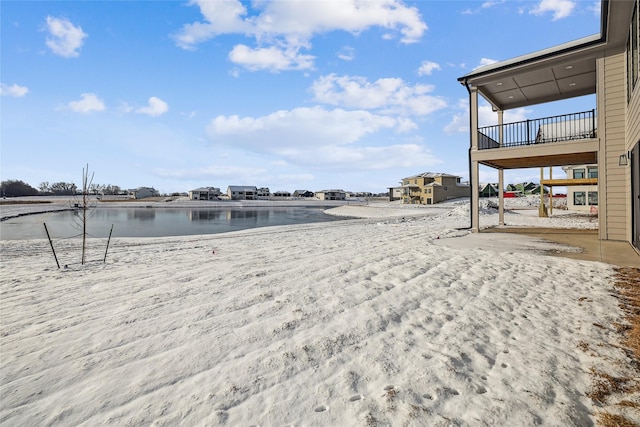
0,197,632,425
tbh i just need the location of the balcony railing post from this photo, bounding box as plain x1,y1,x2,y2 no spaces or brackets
526,119,530,145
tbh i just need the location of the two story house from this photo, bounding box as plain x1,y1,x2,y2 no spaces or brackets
227,186,257,200
315,190,346,201
188,187,222,200
400,172,469,205
458,0,639,252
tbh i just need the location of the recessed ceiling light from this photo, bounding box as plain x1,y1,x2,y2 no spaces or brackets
496,82,503,86
508,95,514,99
569,82,577,86
565,65,573,70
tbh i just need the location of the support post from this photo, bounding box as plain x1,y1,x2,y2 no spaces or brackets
103,224,114,263
469,86,480,232
498,110,505,225
43,223,60,269
539,167,547,217
499,169,505,225
549,167,553,216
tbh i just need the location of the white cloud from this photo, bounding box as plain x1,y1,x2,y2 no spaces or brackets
174,0,427,71
204,106,435,169
475,58,498,70
311,74,447,116
482,0,506,8
45,16,87,58
154,165,266,180
337,46,355,61
444,99,531,135
136,97,169,117
67,93,105,113
228,44,315,72
0,83,29,97
418,60,441,76
530,0,575,20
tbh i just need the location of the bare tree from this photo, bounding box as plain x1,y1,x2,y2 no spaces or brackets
71,164,95,265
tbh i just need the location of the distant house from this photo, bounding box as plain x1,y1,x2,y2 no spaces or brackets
388,187,403,201
227,186,257,200
129,187,159,199
273,190,291,197
293,190,314,198
189,187,222,200
479,183,499,197
563,165,598,212
400,172,469,205
506,182,538,195
315,189,347,201
257,187,271,198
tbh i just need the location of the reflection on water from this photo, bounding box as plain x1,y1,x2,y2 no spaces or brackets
0,207,347,240
128,209,156,221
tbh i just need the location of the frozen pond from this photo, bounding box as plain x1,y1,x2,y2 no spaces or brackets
0,206,351,240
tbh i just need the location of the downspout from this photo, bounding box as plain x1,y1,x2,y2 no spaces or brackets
462,79,473,230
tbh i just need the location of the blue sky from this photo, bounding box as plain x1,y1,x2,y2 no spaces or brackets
1,0,601,194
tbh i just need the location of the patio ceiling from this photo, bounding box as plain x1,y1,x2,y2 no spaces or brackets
458,0,635,112
474,54,597,111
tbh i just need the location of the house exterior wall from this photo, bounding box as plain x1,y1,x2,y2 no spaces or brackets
316,190,346,200
564,166,598,212
400,174,468,204
227,186,257,200
626,5,640,248
598,49,628,240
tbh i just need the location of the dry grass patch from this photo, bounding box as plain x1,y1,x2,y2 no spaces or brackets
589,267,640,427
597,411,639,427
614,267,640,363
587,370,636,405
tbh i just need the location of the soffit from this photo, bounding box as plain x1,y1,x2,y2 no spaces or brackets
475,55,598,110
458,1,636,111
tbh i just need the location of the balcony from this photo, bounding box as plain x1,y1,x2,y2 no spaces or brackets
474,109,599,169
478,110,596,149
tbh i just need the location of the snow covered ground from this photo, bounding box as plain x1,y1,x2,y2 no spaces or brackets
0,197,635,425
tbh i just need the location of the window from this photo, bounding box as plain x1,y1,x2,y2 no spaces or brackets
588,191,598,206
588,167,598,178
574,191,586,206
574,168,585,179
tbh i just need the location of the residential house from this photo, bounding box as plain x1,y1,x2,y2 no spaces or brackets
400,172,470,205
188,187,222,200
315,190,346,200
273,190,291,197
227,186,257,200
458,0,639,251
506,182,538,195
129,187,159,199
388,186,403,201
293,190,314,197
479,183,500,197
257,187,271,198
562,165,599,212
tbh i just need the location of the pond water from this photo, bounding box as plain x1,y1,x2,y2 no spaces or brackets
0,207,350,240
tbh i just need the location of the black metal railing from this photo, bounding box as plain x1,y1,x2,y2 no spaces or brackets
477,109,596,149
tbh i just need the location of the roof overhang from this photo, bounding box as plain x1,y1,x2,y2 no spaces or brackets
457,0,634,111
